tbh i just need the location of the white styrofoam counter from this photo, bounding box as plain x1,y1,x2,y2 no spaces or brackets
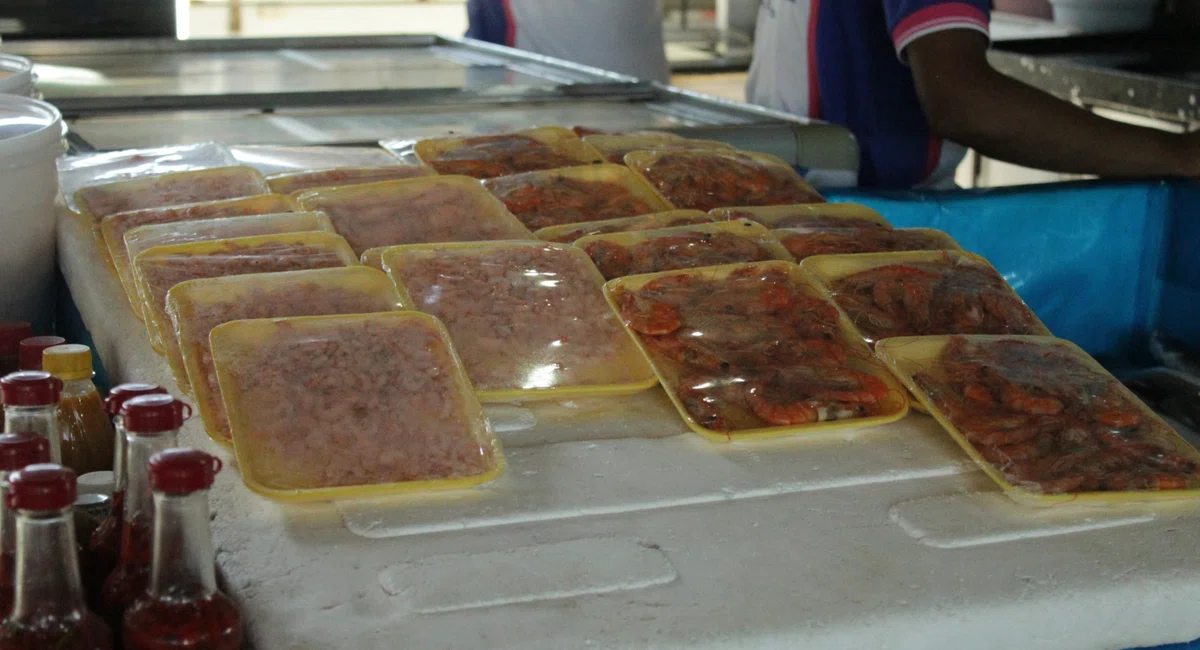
59,207,1200,650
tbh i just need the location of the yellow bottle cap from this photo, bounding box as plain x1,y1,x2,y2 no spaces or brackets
41,344,93,381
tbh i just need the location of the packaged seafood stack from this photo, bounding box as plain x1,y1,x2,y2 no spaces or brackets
382,242,657,401
482,164,675,230
605,261,908,440
166,267,405,445
580,133,733,164
803,250,1051,344
265,165,433,196
577,220,794,280
296,176,533,256
534,210,715,244
131,232,359,388
773,227,961,262
710,203,891,230
877,335,1200,504
625,150,825,212
102,195,301,320
414,127,604,179
210,312,503,500
116,211,332,320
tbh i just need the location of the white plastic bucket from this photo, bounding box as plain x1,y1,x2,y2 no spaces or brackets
0,96,63,330
0,54,35,97
1049,0,1158,33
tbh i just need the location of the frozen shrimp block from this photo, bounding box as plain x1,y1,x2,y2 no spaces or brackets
626,150,824,212
265,165,432,195
483,163,674,230
577,220,793,280
75,165,270,224
534,210,715,244
774,227,960,261
211,312,502,500
710,203,890,230
581,133,732,164
414,127,604,179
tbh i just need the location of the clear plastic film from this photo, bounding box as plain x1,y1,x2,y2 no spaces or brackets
581,133,732,164
167,267,406,445
414,126,604,179
604,261,907,441
228,144,404,174
382,241,657,401
102,194,301,321
74,165,271,224
876,335,1200,504
132,231,359,382
625,150,825,212
360,246,389,271
710,203,890,230
804,250,1050,344
534,210,714,244
57,142,236,211
773,227,960,262
576,220,793,280
210,312,502,501
265,165,433,196
295,175,533,256
570,126,678,137
482,163,674,230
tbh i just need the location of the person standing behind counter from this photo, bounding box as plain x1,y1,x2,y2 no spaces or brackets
465,0,671,83
747,0,1200,189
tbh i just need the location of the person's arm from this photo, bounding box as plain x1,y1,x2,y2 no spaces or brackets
907,29,1200,178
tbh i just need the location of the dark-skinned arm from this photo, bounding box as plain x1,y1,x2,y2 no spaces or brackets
907,29,1200,178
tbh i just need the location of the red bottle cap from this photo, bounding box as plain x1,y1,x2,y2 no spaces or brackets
0,371,63,407
120,394,191,434
0,322,32,357
105,383,168,416
0,432,51,472
149,448,222,494
7,464,76,511
17,336,66,371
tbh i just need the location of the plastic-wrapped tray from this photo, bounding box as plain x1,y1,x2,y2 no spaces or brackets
167,267,406,445
229,144,403,174
576,220,794,280
382,241,657,401
211,312,502,501
414,127,604,179
802,250,1051,344
625,150,824,212
57,142,236,211
876,335,1200,505
296,176,533,255
581,133,733,164
604,261,908,441
265,165,433,195
132,231,358,377
102,194,302,320
360,246,389,271
483,163,675,230
74,165,271,224
773,227,960,261
710,203,890,230
534,210,715,244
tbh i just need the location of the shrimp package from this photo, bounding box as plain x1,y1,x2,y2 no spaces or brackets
132,231,359,384
604,261,907,441
167,267,406,445
877,335,1200,505
534,210,715,244
581,133,732,164
773,227,961,262
266,165,433,195
74,165,271,225
576,220,793,280
102,194,302,320
483,163,675,230
803,250,1050,344
295,175,533,256
710,203,891,230
414,127,604,178
211,312,503,500
58,142,236,211
382,241,657,401
625,150,825,212
229,144,404,174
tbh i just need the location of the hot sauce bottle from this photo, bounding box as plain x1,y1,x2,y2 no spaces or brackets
0,433,50,618
16,336,65,371
123,449,242,650
0,464,111,650
99,394,189,637
1,371,64,462
87,383,167,604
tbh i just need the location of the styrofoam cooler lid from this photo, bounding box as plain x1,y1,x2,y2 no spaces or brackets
0,95,62,169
